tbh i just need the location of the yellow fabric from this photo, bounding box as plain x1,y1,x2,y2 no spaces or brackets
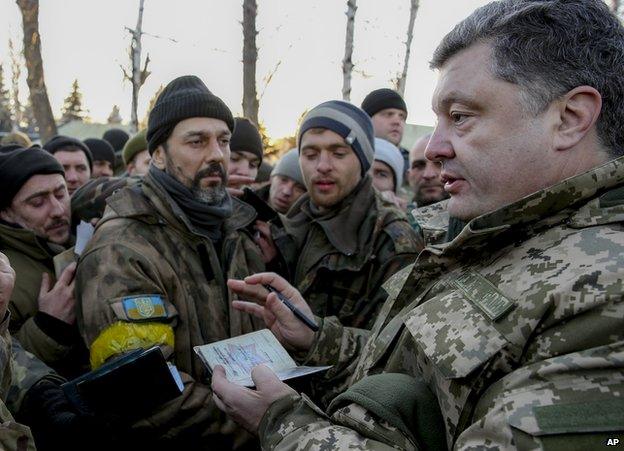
90,321,174,369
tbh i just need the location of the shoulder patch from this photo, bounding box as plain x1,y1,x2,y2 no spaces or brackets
122,295,167,320
453,271,515,321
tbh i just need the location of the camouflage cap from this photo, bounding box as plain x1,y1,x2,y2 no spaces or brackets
71,176,141,227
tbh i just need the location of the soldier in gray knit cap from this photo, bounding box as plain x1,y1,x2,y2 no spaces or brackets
267,148,306,213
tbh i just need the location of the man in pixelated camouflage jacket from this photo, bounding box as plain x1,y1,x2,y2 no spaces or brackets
75,76,265,448
272,100,421,331
211,1,624,449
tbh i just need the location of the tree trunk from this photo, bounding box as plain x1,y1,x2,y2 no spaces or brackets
342,0,357,101
130,0,145,133
16,0,56,141
242,0,259,125
396,0,419,97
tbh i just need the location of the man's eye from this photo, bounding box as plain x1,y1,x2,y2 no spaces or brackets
450,112,469,124
29,199,44,208
412,161,426,170
220,138,230,146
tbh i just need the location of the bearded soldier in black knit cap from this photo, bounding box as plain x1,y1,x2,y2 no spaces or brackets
75,75,265,449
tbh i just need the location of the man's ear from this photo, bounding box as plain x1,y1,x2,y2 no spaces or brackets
151,146,167,170
553,86,602,151
0,208,14,224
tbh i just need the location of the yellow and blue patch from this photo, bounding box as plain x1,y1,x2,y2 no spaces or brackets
122,295,167,320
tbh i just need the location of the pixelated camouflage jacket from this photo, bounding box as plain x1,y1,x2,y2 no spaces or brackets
0,222,84,374
278,176,422,330
75,172,265,443
260,156,624,450
0,314,37,451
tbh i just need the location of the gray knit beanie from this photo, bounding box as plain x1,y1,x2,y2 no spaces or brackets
374,138,404,193
271,148,304,186
297,100,374,176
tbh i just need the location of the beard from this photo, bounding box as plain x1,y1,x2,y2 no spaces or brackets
190,163,228,205
165,159,228,205
414,185,449,207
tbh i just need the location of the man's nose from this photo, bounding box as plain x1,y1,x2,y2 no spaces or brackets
425,126,455,162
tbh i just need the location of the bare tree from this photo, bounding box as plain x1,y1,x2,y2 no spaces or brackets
395,0,420,97
0,65,12,132
16,0,57,141
8,39,22,131
122,0,150,133
242,0,259,125
342,0,357,101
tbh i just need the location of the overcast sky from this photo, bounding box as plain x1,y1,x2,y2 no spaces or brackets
0,0,491,138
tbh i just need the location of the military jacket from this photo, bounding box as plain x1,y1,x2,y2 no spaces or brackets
260,156,624,450
280,176,422,330
75,173,265,444
0,222,84,375
0,314,37,451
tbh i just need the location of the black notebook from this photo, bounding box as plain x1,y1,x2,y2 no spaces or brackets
62,346,183,420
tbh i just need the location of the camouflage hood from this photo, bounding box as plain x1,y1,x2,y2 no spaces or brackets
98,171,257,238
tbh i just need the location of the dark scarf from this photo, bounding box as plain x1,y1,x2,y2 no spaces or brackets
148,165,233,241
292,175,375,255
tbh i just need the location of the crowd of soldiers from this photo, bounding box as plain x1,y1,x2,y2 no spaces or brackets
0,0,623,449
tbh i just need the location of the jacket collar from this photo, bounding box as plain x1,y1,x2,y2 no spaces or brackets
0,220,65,260
430,156,624,254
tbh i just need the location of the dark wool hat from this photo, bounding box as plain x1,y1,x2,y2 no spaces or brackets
43,135,93,170
147,75,235,154
102,128,130,152
298,100,375,176
230,117,263,162
0,146,65,210
361,88,408,117
84,138,115,167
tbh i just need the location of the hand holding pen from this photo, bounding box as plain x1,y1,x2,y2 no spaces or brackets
227,272,318,351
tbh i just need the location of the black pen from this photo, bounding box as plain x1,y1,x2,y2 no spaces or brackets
263,284,319,332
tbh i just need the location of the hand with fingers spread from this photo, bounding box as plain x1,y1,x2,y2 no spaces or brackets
227,272,316,351
211,364,296,434
0,252,16,320
38,262,77,324
253,221,277,263
227,174,256,198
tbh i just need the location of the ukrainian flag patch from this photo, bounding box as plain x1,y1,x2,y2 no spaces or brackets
122,295,167,320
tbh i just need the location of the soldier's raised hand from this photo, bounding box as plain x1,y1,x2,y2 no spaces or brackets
228,272,316,351
38,262,77,324
0,252,16,320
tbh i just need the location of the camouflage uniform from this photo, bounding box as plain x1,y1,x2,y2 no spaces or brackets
75,172,265,445
0,222,86,376
279,176,422,330
0,314,37,451
259,156,624,450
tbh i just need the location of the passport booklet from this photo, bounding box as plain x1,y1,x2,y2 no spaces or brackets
194,329,331,387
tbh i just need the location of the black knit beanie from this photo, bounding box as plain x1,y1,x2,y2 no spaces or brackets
43,135,93,170
84,138,115,167
361,88,408,118
0,146,65,210
147,75,235,154
102,128,130,151
230,117,263,163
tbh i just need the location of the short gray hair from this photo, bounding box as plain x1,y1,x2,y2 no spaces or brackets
431,0,624,157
